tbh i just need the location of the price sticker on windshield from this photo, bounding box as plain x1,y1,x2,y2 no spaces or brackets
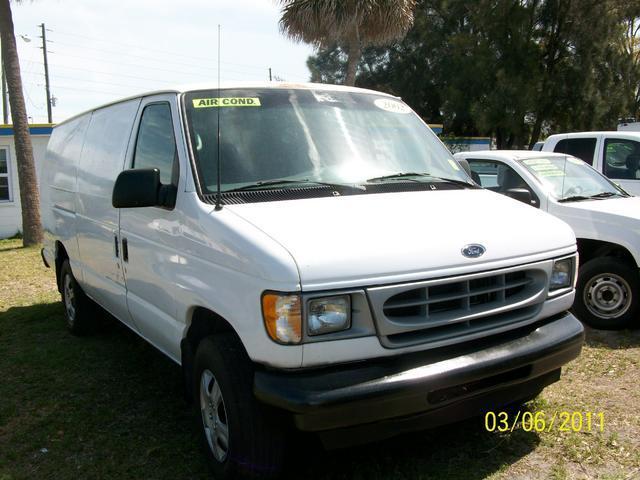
374,98,411,114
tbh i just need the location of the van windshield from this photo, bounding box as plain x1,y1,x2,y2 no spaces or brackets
183,88,470,193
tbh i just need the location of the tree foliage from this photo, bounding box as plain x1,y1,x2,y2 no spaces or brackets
307,0,640,147
278,0,417,85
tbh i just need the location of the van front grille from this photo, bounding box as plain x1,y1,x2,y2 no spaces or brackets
367,267,547,349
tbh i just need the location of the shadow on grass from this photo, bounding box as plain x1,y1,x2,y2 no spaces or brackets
583,325,640,349
0,243,28,253
289,419,540,480
1,301,540,480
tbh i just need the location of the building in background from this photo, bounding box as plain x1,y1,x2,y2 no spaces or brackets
427,124,492,153
0,124,52,238
441,136,492,153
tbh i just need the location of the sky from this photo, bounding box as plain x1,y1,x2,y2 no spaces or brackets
8,0,315,123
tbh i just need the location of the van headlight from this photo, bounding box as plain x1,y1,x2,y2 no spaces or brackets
307,295,351,336
549,257,574,291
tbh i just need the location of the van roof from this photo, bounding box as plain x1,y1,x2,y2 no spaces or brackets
56,82,397,127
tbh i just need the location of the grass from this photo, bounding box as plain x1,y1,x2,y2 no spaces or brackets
0,237,639,479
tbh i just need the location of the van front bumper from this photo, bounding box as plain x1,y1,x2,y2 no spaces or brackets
253,311,584,446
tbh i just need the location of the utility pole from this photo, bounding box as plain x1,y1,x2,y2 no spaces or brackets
39,23,52,123
268,67,272,81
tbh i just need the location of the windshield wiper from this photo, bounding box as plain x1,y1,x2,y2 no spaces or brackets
366,172,429,183
366,172,475,187
558,191,627,203
557,195,592,203
589,192,625,199
223,178,365,193
429,176,478,188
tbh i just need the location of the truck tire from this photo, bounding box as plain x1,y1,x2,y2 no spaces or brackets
59,259,97,335
193,334,286,479
573,257,640,330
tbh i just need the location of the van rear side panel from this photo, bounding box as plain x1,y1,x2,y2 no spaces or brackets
41,114,91,268
75,98,141,322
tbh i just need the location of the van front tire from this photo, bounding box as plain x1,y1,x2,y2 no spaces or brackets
59,259,96,335
193,334,285,479
574,257,640,330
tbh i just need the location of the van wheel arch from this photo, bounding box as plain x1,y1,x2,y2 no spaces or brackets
576,238,637,267
181,307,244,403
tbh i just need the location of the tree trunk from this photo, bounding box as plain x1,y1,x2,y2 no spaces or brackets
344,36,361,86
0,0,43,246
529,112,545,149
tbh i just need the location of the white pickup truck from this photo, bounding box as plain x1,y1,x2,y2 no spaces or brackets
541,131,640,195
456,150,640,330
40,83,583,478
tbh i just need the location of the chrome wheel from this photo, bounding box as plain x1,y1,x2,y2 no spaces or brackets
63,274,76,325
583,273,632,320
200,369,229,462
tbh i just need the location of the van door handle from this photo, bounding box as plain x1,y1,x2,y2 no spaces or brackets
114,235,119,258
122,238,129,262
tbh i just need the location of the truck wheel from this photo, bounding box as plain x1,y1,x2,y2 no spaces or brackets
59,259,96,335
193,334,285,479
574,257,639,330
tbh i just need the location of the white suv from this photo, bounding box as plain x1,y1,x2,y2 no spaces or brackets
40,83,583,478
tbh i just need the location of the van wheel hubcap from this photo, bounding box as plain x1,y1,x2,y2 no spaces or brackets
63,274,76,324
584,273,631,319
200,369,229,462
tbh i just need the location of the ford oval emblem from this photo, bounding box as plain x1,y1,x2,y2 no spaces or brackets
462,244,486,258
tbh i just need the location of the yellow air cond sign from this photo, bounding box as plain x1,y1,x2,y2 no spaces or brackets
192,97,261,108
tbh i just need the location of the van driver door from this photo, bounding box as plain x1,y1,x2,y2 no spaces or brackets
118,94,186,362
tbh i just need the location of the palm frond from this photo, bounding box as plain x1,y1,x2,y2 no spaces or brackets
277,0,417,48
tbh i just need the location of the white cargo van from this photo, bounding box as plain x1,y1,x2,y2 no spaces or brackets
541,131,640,195
40,83,583,478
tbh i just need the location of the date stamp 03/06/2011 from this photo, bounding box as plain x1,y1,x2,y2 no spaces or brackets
484,411,605,433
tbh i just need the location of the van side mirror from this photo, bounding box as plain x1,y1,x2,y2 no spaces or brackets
505,188,533,205
112,168,161,208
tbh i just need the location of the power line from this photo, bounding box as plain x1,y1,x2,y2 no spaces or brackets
21,70,177,89
48,50,272,80
24,81,124,96
23,61,207,84
51,28,304,74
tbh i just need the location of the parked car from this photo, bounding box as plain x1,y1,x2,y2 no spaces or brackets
40,83,583,479
456,150,640,330
531,141,544,151
618,120,640,132
541,131,640,195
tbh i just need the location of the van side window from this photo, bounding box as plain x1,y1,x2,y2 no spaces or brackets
553,138,596,165
133,103,178,185
468,159,539,207
467,159,499,189
603,138,640,179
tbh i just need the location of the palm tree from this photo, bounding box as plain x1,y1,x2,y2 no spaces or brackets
0,0,43,246
278,0,417,86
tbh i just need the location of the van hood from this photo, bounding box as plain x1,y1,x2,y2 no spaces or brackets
226,189,576,290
